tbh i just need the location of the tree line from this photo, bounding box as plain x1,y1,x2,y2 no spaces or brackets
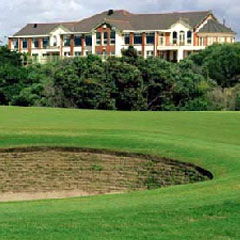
0,44,240,111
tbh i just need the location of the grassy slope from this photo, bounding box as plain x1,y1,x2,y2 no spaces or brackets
0,106,239,240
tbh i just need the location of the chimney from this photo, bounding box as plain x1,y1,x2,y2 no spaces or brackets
108,9,114,16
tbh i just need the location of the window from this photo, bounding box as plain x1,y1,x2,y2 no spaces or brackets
103,32,108,45
137,51,142,56
146,33,155,44
96,32,101,45
64,52,71,57
199,37,205,46
74,36,81,46
43,37,49,48
63,36,70,46
173,31,177,44
33,39,39,48
147,51,154,57
102,50,107,59
219,37,225,43
226,37,231,43
208,37,214,45
13,39,18,49
134,33,142,45
187,31,192,44
75,51,81,56
22,39,28,49
124,34,130,45
110,31,115,44
85,35,92,46
159,33,165,45
179,31,185,45
43,53,50,57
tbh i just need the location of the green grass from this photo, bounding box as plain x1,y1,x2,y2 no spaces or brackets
0,106,239,240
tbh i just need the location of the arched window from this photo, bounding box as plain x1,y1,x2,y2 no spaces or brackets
187,31,192,44
179,31,185,45
173,31,177,44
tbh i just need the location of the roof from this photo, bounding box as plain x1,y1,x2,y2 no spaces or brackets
13,22,76,36
198,19,234,33
13,9,227,36
73,10,212,32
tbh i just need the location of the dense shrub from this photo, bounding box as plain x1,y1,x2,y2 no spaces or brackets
0,44,240,111
190,43,240,88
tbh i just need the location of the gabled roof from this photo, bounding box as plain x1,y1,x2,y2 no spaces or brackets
73,10,133,32
13,22,76,36
198,19,234,33
13,9,219,36
73,10,211,32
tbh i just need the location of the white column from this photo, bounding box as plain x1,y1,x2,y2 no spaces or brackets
185,31,188,45
92,32,96,55
177,48,184,62
115,31,124,57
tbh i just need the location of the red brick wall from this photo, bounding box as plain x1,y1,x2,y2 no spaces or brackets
154,32,159,57
142,32,146,57
38,38,43,49
194,33,199,46
8,38,12,49
18,39,22,52
165,33,170,46
70,34,75,56
129,32,134,46
28,38,32,55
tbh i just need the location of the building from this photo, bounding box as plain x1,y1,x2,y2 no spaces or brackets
8,9,236,63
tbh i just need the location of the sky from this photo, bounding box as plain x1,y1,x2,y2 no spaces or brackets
0,0,239,44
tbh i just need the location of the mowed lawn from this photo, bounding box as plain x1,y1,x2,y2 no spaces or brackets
0,106,239,240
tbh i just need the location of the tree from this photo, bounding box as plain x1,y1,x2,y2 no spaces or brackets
137,57,175,110
0,46,23,66
106,57,147,110
53,56,115,109
190,43,240,88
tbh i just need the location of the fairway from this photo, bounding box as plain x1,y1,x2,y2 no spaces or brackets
0,106,239,240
